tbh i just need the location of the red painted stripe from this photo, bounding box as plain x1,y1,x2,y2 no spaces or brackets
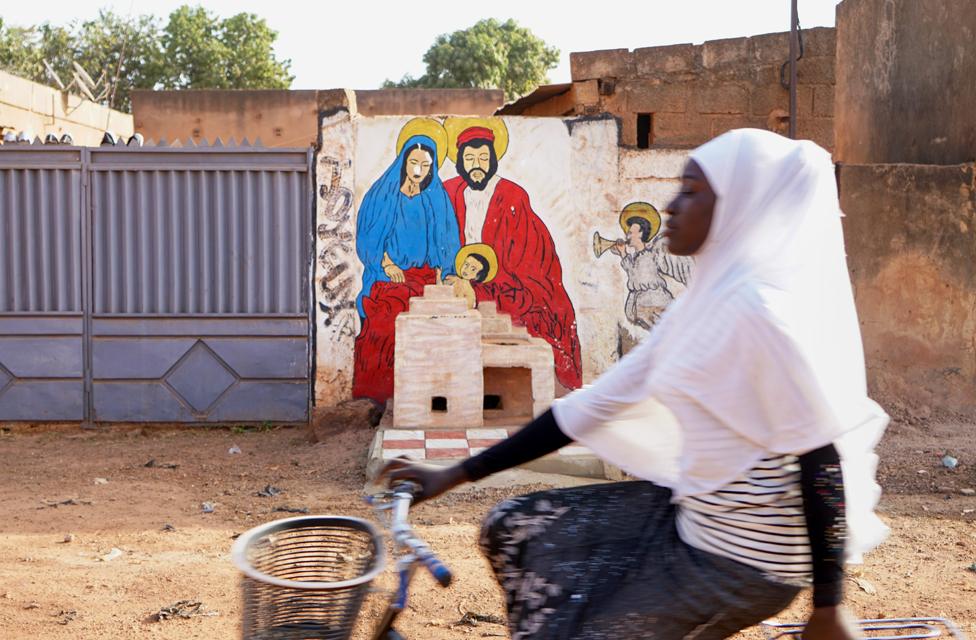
468,439,503,448
382,440,425,449
426,448,470,459
425,430,467,439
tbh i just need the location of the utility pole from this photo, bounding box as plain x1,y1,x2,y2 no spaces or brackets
789,0,799,139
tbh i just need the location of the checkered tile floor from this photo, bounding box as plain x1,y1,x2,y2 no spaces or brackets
381,428,593,461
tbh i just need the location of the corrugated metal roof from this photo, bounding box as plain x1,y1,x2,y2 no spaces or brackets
496,83,572,115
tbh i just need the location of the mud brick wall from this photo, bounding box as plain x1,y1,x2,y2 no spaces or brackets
569,28,835,150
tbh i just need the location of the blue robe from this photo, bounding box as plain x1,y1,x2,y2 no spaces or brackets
355,134,460,316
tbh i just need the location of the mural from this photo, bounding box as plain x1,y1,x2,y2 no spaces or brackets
594,202,693,330
351,116,583,404
449,243,498,308
441,117,583,391
352,118,461,402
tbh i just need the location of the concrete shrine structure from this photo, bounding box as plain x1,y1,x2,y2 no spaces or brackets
392,285,554,430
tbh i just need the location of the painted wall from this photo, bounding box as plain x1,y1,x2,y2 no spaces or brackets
0,70,133,146
314,112,690,406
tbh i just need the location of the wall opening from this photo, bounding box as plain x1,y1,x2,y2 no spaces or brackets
637,113,653,149
431,396,448,413
483,367,533,425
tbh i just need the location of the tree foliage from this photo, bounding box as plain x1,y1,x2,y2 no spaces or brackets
384,18,559,101
0,7,292,112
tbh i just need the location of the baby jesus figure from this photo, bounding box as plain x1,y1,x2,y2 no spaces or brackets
441,243,498,309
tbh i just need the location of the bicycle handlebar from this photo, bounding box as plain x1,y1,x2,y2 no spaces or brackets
385,483,453,588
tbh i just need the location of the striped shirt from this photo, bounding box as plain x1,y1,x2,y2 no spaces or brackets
677,454,812,581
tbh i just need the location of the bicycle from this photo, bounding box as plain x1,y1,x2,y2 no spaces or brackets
233,486,969,640
232,482,451,640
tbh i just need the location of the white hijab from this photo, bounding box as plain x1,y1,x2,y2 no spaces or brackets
553,129,889,561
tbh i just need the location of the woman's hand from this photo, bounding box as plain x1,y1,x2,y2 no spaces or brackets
803,606,864,640
378,458,468,504
384,263,406,283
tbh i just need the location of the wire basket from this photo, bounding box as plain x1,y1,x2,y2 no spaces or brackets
232,516,386,640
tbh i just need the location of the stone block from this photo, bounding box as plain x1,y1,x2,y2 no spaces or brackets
618,111,638,147
394,311,484,429
652,112,711,147
573,80,600,107
796,117,834,151
801,27,836,58
797,56,836,84
625,81,690,114
813,85,834,117
478,303,513,333
709,114,765,138
634,43,698,76
695,83,749,114
571,49,635,81
752,64,782,86
424,284,454,299
750,83,790,116
702,36,751,69
751,31,791,65
408,297,469,314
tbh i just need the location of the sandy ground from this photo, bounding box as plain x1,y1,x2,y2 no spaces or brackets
0,414,974,640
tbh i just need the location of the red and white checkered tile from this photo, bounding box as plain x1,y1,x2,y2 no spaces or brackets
380,428,593,461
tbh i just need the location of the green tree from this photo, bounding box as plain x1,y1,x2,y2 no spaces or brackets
0,19,74,84
0,6,293,113
72,11,165,111
384,18,559,101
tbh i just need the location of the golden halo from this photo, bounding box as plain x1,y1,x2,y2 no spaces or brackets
444,117,510,164
454,243,499,283
396,117,449,167
619,202,662,240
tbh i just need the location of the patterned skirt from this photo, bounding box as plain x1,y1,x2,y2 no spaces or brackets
479,481,802,640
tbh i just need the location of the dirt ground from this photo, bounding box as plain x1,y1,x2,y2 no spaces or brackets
0,413,974,640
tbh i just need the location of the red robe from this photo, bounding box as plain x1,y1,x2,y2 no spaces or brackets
353,266,437,403
444,176,583,390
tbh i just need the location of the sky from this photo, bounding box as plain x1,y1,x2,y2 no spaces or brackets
3,0,843,89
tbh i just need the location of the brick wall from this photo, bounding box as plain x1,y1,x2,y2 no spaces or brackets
568,28,835,150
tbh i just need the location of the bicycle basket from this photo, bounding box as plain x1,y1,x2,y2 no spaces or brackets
232,516,386,640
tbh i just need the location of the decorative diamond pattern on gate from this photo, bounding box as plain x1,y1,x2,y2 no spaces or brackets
165,342,238,413
0,362,12,397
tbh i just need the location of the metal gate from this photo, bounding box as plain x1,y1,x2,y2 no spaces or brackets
0,141,313,424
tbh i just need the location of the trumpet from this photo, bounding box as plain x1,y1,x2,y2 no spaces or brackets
593,232,625,258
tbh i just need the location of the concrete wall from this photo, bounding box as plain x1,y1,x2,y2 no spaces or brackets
132,89,503,148
834,0,976,164
132,89,327,147
562,28,835,150
0,70,133,146
355,89,503,117
314,112,690,406
840,163,976,416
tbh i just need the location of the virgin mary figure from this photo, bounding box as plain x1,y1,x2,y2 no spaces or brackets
353,118,460,403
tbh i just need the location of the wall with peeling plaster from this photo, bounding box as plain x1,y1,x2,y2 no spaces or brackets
314,112,689,406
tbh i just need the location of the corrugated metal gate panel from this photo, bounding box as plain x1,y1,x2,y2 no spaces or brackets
89,166,306,314
0,149,85,420
0,145,312,424
88,148,312,423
